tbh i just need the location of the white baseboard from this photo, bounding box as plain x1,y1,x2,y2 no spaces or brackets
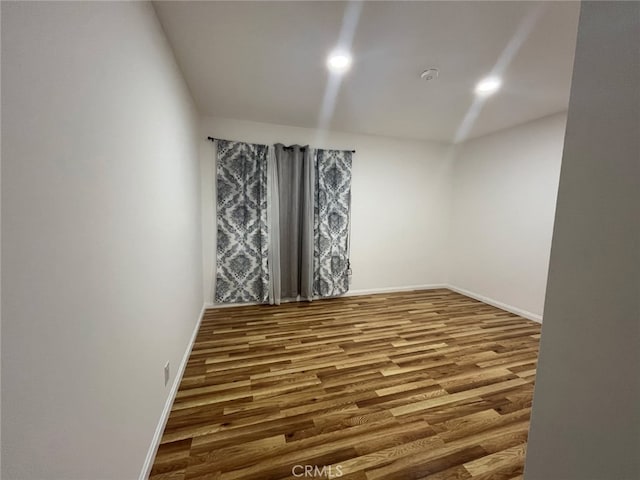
204,284,447,310
345,284,448,297
204,284,542,324
139,304,206,480
446,284,542,323
205,301,260,309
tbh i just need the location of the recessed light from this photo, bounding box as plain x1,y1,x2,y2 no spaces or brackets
474,76,502,96
327,52,352,73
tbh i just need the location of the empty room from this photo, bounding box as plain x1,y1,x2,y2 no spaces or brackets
1,1,638,480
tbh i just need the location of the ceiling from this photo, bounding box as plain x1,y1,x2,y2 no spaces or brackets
154,1,579,143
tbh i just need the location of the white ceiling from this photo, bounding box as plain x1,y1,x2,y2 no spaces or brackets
154,1,579,143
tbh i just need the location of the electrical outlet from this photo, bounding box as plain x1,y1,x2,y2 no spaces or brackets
164,362,170,386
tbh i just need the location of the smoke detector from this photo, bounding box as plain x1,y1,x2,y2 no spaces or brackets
420,69,439,81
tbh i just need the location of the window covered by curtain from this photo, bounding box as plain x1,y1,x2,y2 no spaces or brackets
213,139,352,304
314,149,353,297
215,140,269,304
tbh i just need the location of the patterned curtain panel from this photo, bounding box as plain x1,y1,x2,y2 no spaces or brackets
313,149,353,297
215,140,269,304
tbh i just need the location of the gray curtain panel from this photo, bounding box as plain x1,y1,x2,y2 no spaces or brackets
314,149,353,297
215,140,269,304
272,144,315,301
266,146,281,305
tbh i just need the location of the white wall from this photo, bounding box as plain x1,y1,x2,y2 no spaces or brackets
448,113,567,320
0,0,3,470
1,2,203,479
0,1,3,469
201,116,453,305
525,2,639,478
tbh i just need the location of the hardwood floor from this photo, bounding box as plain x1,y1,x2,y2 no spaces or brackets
149,289,541,480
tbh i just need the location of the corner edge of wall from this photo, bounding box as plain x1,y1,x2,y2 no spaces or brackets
447,284,543,323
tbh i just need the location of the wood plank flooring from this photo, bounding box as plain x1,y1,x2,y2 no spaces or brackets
149,289,541,480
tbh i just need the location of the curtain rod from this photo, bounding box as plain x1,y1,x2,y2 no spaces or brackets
207,136,355,153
